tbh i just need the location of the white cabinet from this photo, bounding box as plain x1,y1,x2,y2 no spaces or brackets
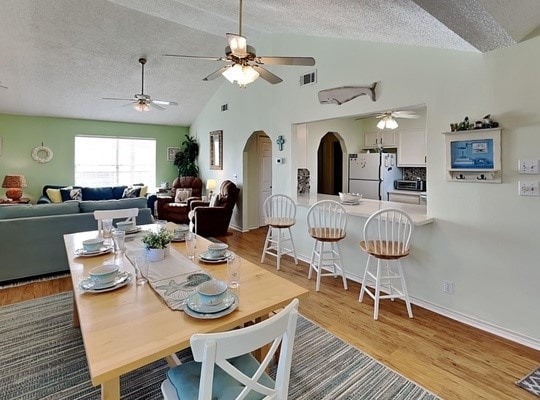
364,131,397,148
388,191,421,205
398,129,426,166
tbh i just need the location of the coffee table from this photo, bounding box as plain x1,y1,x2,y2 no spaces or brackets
63,227,308,400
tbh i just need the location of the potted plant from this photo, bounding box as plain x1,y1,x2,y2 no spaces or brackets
142,228,174,262
174,135,199,177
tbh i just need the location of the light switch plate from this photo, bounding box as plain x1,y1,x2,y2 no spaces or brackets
518,159,539,174
518,181,539,196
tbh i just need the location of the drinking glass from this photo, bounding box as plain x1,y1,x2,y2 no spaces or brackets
111,229,126,254
185,232,197,260
133,254,149,286
102,218,113,244
227,253,241,288
155,219,167,232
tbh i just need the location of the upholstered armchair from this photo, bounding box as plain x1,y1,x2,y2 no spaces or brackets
189,180,240,237
156,177,203,223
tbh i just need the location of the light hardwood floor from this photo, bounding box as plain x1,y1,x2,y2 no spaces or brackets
1,228,538,399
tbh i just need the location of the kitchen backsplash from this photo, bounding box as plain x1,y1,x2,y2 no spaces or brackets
402,167,426,181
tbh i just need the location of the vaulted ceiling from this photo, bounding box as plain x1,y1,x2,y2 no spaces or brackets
0,0,538,126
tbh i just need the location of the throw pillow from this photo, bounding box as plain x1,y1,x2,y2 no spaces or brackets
60,187,82,201
134,184,148,197
209,193,220,207
122,187,141,199
46,188,62,203
175,189,192,203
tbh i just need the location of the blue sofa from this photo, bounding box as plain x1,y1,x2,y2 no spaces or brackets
0,197,154,284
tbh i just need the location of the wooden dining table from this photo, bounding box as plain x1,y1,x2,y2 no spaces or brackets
63,225,308,400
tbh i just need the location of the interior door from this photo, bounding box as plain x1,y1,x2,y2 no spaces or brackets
258,136,272,226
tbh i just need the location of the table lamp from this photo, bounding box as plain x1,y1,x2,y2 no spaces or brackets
2,174,27,201
206,179,217,197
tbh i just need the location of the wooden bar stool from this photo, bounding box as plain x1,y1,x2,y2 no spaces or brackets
359,208,414,320
261,194,298,270
306,200,348,292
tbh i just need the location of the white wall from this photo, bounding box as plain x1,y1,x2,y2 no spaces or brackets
191,34,540,347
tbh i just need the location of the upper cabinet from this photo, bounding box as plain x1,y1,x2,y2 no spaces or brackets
364,131,397,148
398,129,426,166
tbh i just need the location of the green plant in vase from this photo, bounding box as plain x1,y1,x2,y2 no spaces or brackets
142,229,174,250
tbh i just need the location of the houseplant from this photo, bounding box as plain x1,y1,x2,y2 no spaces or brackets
142,228,174,262
174,135,199,177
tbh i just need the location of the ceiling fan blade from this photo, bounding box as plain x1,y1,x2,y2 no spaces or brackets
0,84,7,89
203,65,232,81
252,65,283,84
393,111,420,118
120,101,136,108
163,54,227,62
150,102,166,111
153,100,178,106
227,33,248,57
103,97,136,101
256,56,316,66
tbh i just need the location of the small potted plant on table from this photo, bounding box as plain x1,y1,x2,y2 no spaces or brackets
142,228,174,262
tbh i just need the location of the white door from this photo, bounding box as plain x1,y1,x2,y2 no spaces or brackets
349,179,380,200
258,136,272,226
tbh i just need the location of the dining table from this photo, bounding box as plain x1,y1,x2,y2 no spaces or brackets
63,224,308,400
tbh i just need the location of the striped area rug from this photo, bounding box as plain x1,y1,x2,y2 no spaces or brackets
0,293,438,400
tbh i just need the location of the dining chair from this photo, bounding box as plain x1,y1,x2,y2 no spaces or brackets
260,194,298,270
161,298,299,400
359,208,414,320
306,200,348,292
93,208,139,236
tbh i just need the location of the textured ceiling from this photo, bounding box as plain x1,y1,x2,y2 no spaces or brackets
0,0,538,126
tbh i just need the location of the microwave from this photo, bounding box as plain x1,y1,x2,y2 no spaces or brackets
394,180,426,191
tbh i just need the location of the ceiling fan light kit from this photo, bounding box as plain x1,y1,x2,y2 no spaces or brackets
377,115,399,130
222,64,259,87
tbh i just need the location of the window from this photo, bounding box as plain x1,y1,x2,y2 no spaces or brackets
75,136,156,188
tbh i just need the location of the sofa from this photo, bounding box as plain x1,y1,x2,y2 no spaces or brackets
189,180,240,237
0,197,154,284
156,177,203,223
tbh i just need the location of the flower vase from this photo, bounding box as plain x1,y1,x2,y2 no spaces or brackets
145,248,165,262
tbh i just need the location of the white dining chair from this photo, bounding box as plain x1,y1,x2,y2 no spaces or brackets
161,298,299,400
306,200,348,292
260,194,298,270
93,208,139,236
359,208,414,320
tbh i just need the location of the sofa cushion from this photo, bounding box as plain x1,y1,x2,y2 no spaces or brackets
122,186,142,198
175,188,192,203
82,186,114,201
46,188,63,203
60,187,83,201
113,186,128,199
79,197,148,213
0,202,80,219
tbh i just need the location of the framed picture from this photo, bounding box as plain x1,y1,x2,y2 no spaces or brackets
0,137,2,156
167,147,180,162
210,130,223,170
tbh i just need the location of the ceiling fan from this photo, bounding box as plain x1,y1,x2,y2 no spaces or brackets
163,0,315,87
103,58,178,112
375,111,420,130
0,82,7,89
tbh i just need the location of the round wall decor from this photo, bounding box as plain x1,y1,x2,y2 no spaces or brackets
31,145,53,163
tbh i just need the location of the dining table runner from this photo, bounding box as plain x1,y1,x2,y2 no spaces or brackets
124,233,210,311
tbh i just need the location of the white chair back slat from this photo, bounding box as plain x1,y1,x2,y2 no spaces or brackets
93,208,139,234
363,208,413,256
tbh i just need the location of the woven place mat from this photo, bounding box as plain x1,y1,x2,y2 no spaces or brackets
516,366,540,397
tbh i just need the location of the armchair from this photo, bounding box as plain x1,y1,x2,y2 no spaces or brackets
156,176,203,223
189,180,240,237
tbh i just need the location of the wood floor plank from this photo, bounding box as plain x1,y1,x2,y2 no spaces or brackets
1,227,538,399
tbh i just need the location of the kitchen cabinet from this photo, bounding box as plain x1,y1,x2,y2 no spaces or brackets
364,131,397,148
388,190,423,205
398,129,426,166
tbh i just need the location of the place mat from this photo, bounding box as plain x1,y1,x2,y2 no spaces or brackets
124,239,210,311
516,366,540,397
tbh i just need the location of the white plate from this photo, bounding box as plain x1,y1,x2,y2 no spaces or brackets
171,236,186,242
79,271,132,293
186,291,237,314
123,226,142,235
184,292,239,319
198,250,233,263
75,246,113,257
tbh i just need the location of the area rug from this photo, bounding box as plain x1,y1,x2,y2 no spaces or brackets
0,293,439,400
516,366,540,397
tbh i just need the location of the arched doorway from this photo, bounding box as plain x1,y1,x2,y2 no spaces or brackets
317,132,343,195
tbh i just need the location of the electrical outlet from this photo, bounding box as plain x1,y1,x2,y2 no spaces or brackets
518,181,540,196
443,280,454,294
518,159,539,174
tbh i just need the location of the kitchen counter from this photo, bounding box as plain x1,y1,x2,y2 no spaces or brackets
294,193,433,226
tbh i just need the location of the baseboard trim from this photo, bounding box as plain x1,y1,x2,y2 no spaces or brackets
296,254,540,350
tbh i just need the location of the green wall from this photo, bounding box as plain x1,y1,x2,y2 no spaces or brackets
0,114,189,201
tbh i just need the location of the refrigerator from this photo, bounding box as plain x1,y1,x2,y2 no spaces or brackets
348,153,402,200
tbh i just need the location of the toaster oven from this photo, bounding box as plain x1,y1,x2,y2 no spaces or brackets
394,180,426,191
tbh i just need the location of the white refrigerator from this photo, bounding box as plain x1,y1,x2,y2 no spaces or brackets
348,153,402,200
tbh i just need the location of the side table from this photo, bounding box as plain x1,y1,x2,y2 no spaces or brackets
0,197,31,205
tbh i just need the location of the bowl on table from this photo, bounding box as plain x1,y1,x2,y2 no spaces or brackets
116,220,135,232
207,243,229,259
338,192,362,203
82,238,105,252
173,225,190,240
89,264,119,285
197,279,228,306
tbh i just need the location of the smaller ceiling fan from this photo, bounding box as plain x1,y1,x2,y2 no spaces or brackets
375,111,420,130
103,58,178,112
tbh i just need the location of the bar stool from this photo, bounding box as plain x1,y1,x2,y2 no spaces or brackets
359,208,414,320
306,200,348,292
261,194,298,270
